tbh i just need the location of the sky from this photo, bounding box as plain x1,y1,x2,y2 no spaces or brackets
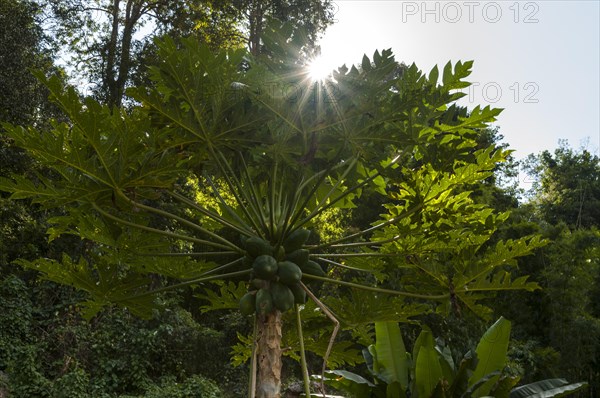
314,0,599,185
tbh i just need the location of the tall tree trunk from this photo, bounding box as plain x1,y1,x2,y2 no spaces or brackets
256,310,283,398
104,0,144,108
113,0,143,107
248,0,264,56
105,0,121,107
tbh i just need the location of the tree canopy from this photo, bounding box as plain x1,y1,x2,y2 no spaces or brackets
39,0,335,107
524,142,600,229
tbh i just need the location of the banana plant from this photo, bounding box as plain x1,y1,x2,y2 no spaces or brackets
323,318,588,398
0,20,546,397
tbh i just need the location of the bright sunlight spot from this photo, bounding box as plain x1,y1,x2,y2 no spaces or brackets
307,56,334,81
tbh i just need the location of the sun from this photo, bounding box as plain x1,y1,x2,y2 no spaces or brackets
307,56,334,82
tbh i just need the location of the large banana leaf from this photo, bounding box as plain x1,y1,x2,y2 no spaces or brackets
510,379,588,398
322,370,379,397
374,322,410,388
469,317,511,397
414,329,444,398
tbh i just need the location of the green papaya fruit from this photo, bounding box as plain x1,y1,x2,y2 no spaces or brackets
289,283,307,305
301,260,326,277
249,278,266,291
285,249,309,267
275,245,286,261
252,255,278,279
270,282,295,312
283,228,310,252
239,292,256,316
277,261,303,285
255,288,273,315
245,236,273,257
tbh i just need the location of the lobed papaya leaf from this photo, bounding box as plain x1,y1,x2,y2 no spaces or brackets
196,280,248,313
325,290,429,328
15,254,157,319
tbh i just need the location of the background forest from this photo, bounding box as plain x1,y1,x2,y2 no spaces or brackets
0,1,598,397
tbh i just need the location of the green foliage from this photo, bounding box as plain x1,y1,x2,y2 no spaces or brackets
0,274,230,397
198,281,248,313
324,319,588,398
508,143,600,394
16,254,156,319
523,142,600,229
311,207,348,243
0,0,58,127
373,322,409,388
139,375,222,398
324,290,429,337
0,275,33,366
0,198,49,269
493,218,600,393
51,367,90,398
510,379,589,398
413,328,443,398
0,0,62,182
468,317,511,396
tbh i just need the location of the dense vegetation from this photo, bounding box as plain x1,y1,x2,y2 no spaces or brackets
1,1,598,397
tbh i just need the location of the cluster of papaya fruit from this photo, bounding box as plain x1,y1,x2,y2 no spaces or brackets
238,228,326,316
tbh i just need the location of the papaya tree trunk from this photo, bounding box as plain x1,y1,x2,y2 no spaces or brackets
256,310,283,398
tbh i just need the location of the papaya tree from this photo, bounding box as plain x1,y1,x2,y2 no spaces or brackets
0,22,544,397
